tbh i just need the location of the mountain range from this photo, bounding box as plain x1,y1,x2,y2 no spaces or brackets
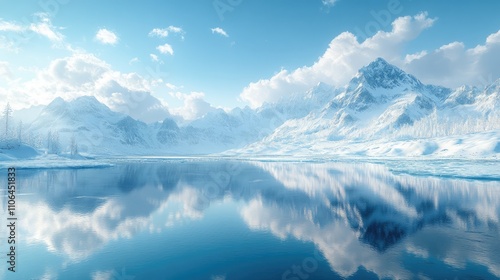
20,58,500,157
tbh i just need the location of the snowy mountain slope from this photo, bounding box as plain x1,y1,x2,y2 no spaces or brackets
231,58,499,158
244,59,445,145
155,85,342,154
27,96,159,155
14,57,500,157
23,96,294,155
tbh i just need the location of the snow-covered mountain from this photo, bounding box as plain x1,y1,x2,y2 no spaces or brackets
18,58,500,157
232,58,499,157
24,96,284,155
27,96,156,154
259,58,449,141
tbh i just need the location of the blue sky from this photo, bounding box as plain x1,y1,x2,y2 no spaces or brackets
1,0,500,122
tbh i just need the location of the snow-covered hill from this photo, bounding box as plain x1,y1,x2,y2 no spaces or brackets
14,57,500,158
0,140,39,160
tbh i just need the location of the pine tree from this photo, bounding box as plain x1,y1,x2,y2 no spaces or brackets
70,135,78,156
47,130,52,152
17,121,22,143
3,102,12,138
51,132,60,154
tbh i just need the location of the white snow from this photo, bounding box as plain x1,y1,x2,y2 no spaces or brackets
4,57,499,160
0,140,39,160
228,59,500,159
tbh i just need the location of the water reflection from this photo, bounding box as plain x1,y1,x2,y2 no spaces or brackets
243,162,500,278
5,160,500,279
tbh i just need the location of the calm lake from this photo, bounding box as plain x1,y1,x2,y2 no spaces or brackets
2,159,500,280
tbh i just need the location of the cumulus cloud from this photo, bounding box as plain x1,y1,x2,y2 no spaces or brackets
95,28,118,45
211,27,229,37
149,26,184,39
240,12,500,108
149,28,168,38
403,30,500,87
240,13,436,108
169,92,217,121
29,14,64,42
150,53,160,62
0,13,64,48
157,43,174,55
2,53,170,122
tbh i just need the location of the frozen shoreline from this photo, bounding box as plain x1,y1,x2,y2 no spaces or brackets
1,154,498,181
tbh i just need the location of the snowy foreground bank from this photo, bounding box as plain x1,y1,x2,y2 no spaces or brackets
227,131,500,159
0,142,112,169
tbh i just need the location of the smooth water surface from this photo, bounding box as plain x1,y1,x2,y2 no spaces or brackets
1,160,500,280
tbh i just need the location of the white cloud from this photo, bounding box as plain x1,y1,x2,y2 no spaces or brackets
211,27,229,37
95,28,118,45
149,28,168,38
0,19,24,32
403,29,500,87
170,92,217,121
29,14,64,42
167,26,183,34
165,83,182,91
148,26,184,38
404,50,427,63
240,13,436,108
2,53,170,122
240,12,500,108
0,14,64,45
157,43,174,55
129,57,139,64
150,53,159,62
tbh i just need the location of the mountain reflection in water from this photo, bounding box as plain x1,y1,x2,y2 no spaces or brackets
5,160,500,280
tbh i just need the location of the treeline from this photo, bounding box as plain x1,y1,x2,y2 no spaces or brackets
393,110,500,139
0,103,78,156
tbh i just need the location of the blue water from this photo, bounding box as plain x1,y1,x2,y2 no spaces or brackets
1,160,500,280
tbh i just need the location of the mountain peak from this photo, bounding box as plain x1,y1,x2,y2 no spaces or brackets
44,97,68,116
47,96,66,107
353,58,422,90
366,57,392,69
46,96,103,109
72,95,101,104
39,95,119,123
68,95,114,114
